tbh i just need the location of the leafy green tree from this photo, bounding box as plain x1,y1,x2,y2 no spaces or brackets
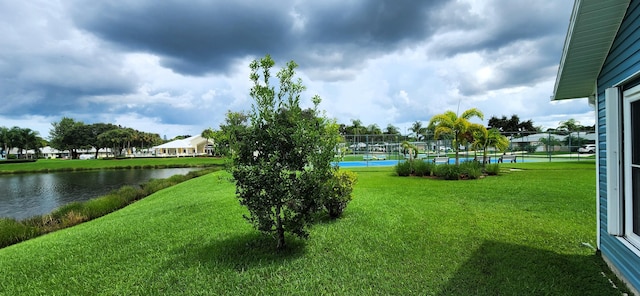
429,108,484,165
540,136,561,153
231,55,339,249
487,115,536,137
563,135,588,152
384,124,400,135
143,132,162,150
50,117,86,159
97,128,134,157
217,111,249,157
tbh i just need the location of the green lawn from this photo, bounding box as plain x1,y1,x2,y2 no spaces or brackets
0,157,226,174
0,161,629,295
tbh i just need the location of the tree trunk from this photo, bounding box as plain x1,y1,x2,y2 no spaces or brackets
275,205,286,250
483,147,488,167
455,150,459,166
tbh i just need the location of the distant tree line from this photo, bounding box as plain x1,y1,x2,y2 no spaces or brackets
0,126,45,159
49,117,163,159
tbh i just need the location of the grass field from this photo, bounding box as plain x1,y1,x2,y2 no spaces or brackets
0,157,226,174
0,161,629,295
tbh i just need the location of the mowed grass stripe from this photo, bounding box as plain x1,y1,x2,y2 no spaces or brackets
0,162,629,295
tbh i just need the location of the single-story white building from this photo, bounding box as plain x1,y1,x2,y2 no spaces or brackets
152,135,213,157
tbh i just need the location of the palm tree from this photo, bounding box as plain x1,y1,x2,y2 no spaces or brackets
0,126,9,158
20,128,41,159
201,128,216,155
558,118,581,134
366,124,382,142
401,140,418,160
428,108,484,165
350,119,364,151
409,121,427,141
473,127,509,166
540,136,561,153
384,124,400,135
350,119,364,137
7,126,22,158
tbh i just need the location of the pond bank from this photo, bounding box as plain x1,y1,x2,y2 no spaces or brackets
0,167,220,249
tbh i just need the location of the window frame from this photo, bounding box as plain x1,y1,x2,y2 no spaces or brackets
623,86,640,248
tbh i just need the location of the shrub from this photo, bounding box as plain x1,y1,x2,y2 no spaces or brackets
524,144,538,153
0,218,38,248
60,211,88,228
485,163,501,176
113,185,144,203
82,194,127,219
434,164,460,180
51,202,85,221
459,161,482,179
323,170,358,218
395,160,412,176
413,160,433,177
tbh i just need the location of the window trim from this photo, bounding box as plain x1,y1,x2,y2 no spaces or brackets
623,86,640,248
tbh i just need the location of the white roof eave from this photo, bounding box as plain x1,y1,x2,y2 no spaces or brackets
552,0,630,101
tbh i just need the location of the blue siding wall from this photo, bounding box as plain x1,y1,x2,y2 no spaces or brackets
597,0,640,292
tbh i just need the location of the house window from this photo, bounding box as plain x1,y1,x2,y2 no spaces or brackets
624,86,640,248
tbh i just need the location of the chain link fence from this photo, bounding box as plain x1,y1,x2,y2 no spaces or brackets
338,130,596,162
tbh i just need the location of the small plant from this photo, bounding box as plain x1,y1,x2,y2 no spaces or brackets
413,160,433,177
459,161,482,179
395,160,412,176
484,163,501,176
434,163,460,180
323,170,358,218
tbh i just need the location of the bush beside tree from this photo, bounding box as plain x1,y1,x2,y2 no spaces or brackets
323,170,358,218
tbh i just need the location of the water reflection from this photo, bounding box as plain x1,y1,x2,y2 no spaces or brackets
0,168,200,220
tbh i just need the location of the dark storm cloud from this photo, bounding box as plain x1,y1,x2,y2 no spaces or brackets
428,1,572,96
0,1,138,118
67,0,451,77
68,1,295,75
299,0,447,45
429,1,569,57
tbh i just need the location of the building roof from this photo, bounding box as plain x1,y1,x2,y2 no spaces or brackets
153,135,210,149
552,0,630,101
510,132,596,143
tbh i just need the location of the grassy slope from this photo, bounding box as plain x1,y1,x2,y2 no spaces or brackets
0,158,226,174
0,161,628,295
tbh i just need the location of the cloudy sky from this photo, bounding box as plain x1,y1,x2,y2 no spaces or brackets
0,0,591,139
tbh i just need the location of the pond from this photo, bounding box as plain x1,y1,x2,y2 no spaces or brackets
0,168,201,220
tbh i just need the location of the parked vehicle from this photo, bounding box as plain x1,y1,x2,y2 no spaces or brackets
578,144,596,154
